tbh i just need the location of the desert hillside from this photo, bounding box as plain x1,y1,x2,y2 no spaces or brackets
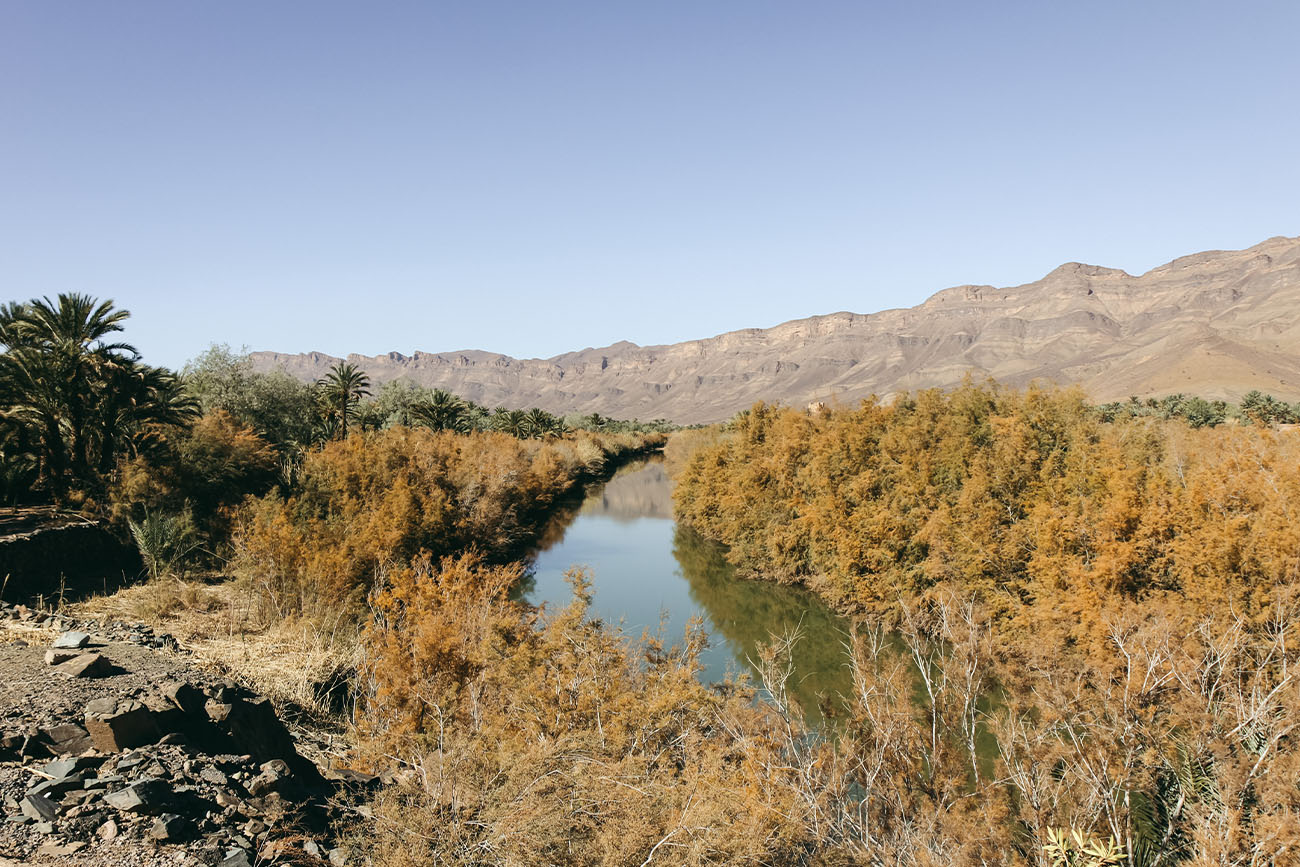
252,235,1300,424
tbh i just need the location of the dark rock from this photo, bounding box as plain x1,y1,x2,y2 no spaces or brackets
20,792,59,821
43,756,103,778
29,773,85,798
142,692,187,733
37,722,93,755
218,848,253,867
85,700,161,751
116,753,146,771
150,812,192,841
162,680,207,715
57,652,113,678
85,774,124,789
52,630,91,649
102,777,171,814
207,696,299,765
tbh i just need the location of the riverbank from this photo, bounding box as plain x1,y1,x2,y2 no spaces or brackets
670,386,1300,864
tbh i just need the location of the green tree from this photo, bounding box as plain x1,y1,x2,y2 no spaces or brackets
184,344,320,449
0,294,196,501
316,362,371,439
411,389,469,433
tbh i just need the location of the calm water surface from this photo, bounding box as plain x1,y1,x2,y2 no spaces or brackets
523,457,854,725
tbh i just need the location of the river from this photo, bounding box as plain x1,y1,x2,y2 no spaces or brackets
522,456,854,726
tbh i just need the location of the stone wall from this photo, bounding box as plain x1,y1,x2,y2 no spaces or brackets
0,510,141,601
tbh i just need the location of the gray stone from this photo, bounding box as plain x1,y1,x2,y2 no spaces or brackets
29,774,85,798
52,630,90,649
20,793,58,821
329,847,348,866
57,652,112,678
149,812,192,841
42,756,101,778
218,850,253,867
102,777,170,814
37,841,85,856
199,766,229,786
84,774,124,789
85,696,117,715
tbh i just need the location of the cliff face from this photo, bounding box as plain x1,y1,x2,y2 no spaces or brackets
252,235,1300,424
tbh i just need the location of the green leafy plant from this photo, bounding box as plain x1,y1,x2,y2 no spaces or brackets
128,509,200,580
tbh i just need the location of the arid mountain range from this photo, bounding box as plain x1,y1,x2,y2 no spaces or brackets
252,235,1300,424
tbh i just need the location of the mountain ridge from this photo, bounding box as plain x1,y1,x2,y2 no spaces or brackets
251,235,1300,424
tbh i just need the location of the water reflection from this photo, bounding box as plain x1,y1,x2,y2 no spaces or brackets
524,457,853,726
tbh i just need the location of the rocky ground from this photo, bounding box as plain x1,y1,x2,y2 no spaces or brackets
0,604,377,865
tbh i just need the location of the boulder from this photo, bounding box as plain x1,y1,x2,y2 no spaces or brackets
44,649,77,666
37,722,94,755
218,849,253,867
102,777,171,814
52,630,91,649
162,680,206,716
20,793,58,822
57,652,112,678
43,756,102,778
149,812,193,842
85,700,161,751
206,696,298,765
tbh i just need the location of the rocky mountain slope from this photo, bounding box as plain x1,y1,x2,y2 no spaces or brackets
252,235,1300,424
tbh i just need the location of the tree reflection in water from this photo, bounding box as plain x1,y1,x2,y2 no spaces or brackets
672,525,854,728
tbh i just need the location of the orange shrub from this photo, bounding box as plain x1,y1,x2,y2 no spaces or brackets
234,426,662,621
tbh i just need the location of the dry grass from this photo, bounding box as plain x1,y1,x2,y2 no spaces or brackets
71,574,362,717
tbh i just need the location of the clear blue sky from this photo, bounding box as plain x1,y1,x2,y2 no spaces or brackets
3,1,1298,369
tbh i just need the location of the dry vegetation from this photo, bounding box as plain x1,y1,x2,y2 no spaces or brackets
666,383,1300,865
235,426,663,624
61,377,1300,865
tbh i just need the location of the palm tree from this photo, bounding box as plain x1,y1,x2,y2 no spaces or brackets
0,294,142,497
96,362,200,471
316,362,371,439
493,408,529,438
523,407,561,439
412,389,468,433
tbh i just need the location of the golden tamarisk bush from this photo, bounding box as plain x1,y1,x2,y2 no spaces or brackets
674,383,1300,647
352,558,1300,865
234,426,662,622
355,553,842,867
